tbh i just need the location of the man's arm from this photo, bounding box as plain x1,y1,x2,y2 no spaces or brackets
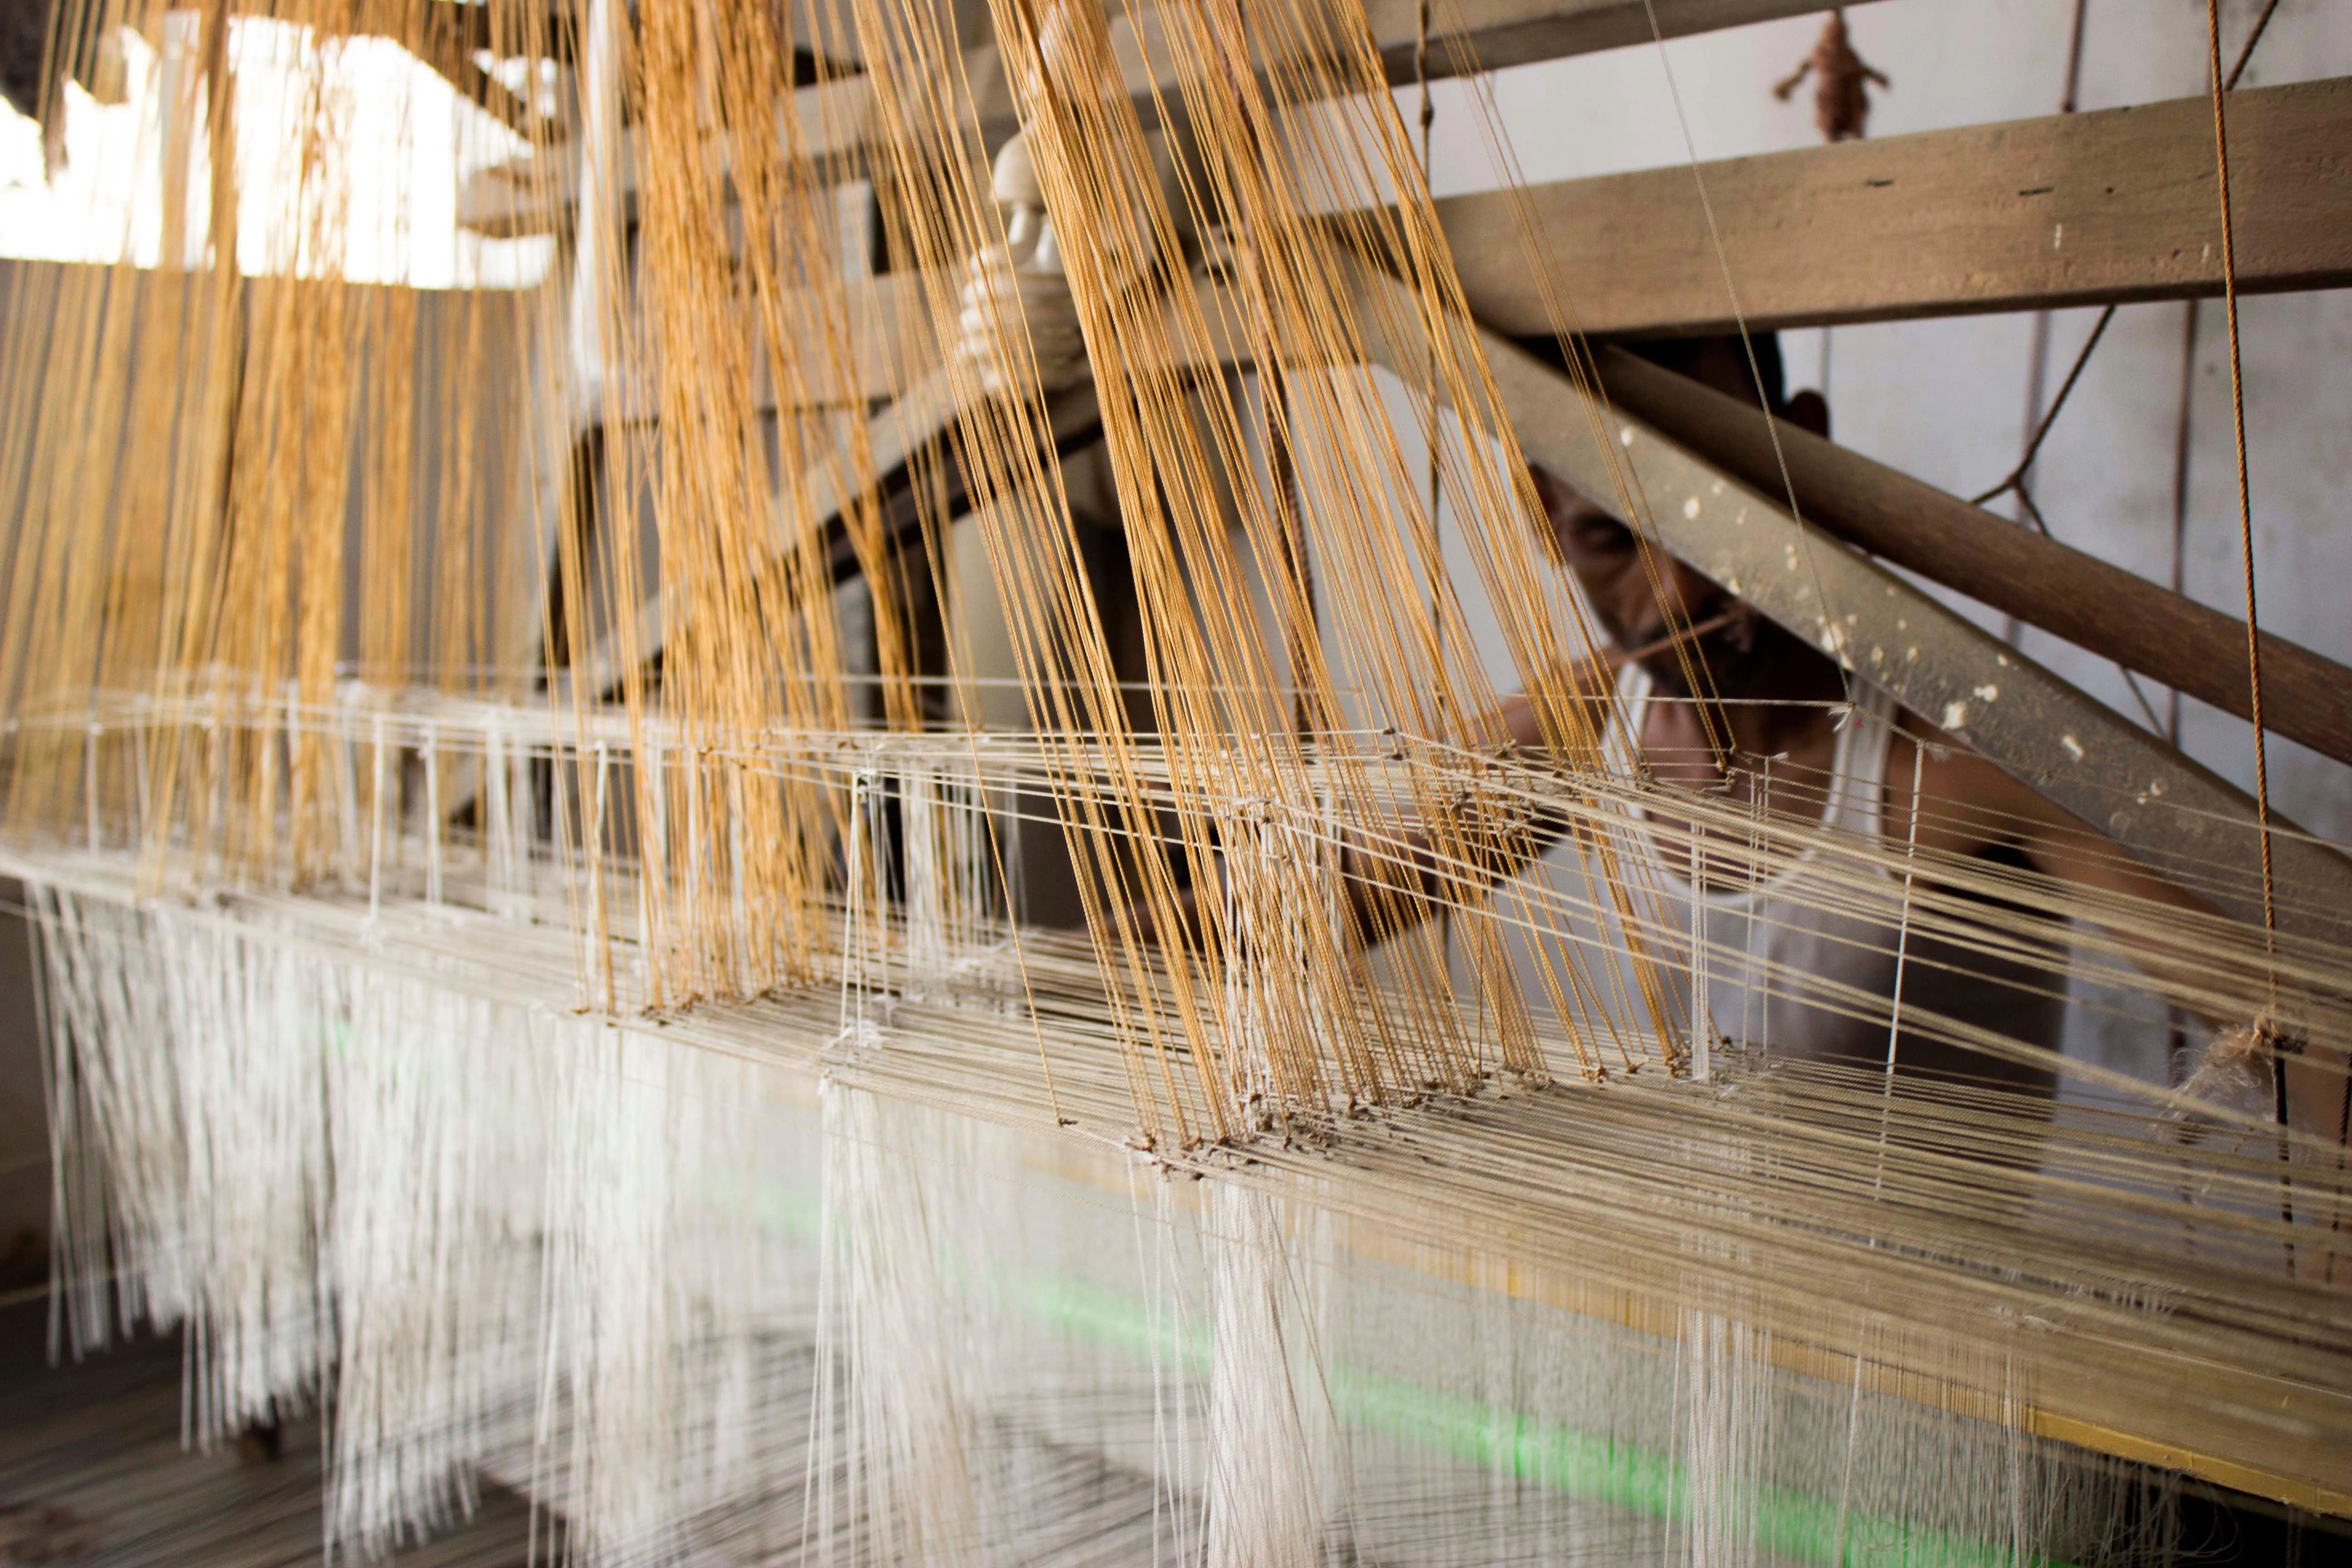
1344,619,1740,938
1896,716,2347,1143
1896,721,2219,921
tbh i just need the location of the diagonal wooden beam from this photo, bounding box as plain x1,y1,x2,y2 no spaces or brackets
1588,343,2352,772
1438,75,2352,337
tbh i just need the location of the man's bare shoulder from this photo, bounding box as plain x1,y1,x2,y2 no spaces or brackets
1883,708,2066,855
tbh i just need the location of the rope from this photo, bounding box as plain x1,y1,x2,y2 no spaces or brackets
2202,0,2278,970
2225,0,2282,90
2205,0,2292,1253
1969,303,2115,518
1417,0,1451,971
1418,0,1441,717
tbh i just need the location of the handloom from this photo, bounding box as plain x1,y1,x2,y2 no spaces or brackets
1,1,2348,1564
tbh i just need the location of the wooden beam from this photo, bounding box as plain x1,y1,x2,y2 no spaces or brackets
1590,344,2352,772
485,74,2352,359
1361,0,1828,81
460,0,1873,234
849,0,1838,99
563,370,1103,702
1437,76,2352,337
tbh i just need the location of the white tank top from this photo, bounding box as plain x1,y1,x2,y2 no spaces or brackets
1499,665,2064,1086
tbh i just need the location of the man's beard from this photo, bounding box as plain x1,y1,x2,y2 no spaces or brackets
1637,606,1837,704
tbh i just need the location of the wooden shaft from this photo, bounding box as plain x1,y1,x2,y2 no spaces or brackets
1591,343,2352,772
1440,77,2352,338
1358,0,1833,82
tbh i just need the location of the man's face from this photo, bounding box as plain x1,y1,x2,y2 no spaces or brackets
1533,470,1754,697
1528,338,1833,702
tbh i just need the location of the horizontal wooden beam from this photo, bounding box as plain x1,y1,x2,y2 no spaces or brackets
495,73,2352,359
461,0,1870,234
1437,75,2352,338
1588,344,2352,773
1362,0,1829,81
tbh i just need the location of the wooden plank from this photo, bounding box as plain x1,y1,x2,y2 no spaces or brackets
495,76,2352,359
822,0,1833,97
587,73,2352,403
1362,0,1827,80
1437,75,2352,337
1590,343,2352,772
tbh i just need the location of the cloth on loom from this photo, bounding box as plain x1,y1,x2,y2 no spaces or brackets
1503,666,2064,1090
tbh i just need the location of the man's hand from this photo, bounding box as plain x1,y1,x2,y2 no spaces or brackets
952,243,1089,396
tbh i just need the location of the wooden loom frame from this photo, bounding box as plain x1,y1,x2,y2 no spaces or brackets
438,0,2352,1522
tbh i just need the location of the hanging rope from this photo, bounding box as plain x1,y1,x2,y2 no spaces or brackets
2171,0,2285,740
2226,0,2282,90
2202,0,2278,967
1418,0,1441,721
1969,302,2115,525
2204,0,2293,1254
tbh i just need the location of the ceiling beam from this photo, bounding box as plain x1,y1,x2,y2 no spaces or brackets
461,0,1869,235
1437,75,2352,338
1360,0,1829,81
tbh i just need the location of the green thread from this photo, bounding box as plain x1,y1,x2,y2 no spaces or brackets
741,1169,2065,1567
